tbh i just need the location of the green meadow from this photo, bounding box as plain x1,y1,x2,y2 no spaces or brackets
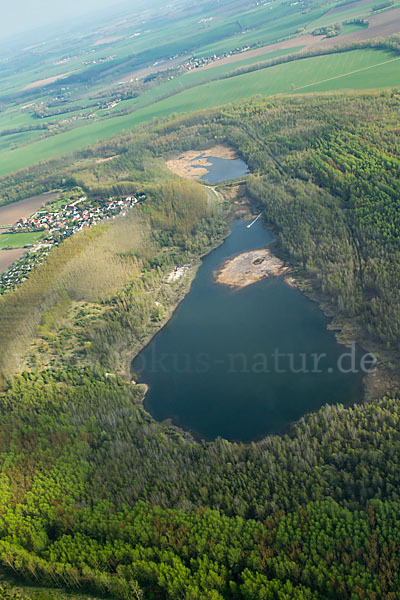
341,22,369,35
0,231,44,249
1,48,399,176
116,43,307,112
305,0,399,30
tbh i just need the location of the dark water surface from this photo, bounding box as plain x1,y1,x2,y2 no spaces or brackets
132,220,364,442
191,154,249,183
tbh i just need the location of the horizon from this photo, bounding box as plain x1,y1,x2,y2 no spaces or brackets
0,0,132,41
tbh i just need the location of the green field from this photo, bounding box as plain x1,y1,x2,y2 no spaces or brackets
110,43,307,114
341,21,369,35
0,231,43,249
2,0,397,179
306,0,396,29
0,48,399,176
194,5,328,56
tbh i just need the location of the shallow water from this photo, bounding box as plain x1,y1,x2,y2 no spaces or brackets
132,220,365,442
191,154,249,183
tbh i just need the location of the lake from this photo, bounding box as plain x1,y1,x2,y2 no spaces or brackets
132,219,365,442
192,154,249,184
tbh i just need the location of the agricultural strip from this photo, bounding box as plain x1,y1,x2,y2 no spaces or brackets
1,49,400,177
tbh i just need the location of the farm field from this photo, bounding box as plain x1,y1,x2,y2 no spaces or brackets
112,43,307,112
0,0,399,180
0,248,26,274
0,47,399,176
307,0,398,29
194,6,328,56
341,21,369,35
0,192,58,218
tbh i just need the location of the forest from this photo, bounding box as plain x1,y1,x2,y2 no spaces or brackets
1,90,400,598
1,368,400,599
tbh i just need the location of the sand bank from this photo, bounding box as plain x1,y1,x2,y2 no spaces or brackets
166,145,238,179
215,248,288,288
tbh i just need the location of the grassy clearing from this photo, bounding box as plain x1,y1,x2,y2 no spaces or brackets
0,48,399,176
0,570,109,600
341,21,369,35
0,231,44,249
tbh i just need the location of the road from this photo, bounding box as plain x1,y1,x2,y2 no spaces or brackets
204,185,224,210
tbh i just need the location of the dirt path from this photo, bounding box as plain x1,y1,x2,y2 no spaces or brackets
22,72,72,92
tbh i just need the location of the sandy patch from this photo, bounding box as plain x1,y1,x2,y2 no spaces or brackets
167,264,191,282
22,72,72,92
284,275,297,288
166,145,238,179
96,155,119,164
215,248,288,288
93,36,123,47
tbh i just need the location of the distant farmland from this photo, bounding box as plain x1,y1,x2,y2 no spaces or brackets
1,48,399,177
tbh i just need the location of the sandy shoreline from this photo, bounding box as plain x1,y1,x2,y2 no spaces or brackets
215,248,288,288
166,145,238,179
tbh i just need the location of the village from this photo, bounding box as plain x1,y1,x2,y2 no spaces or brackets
0,191,146,295
180,44,252,72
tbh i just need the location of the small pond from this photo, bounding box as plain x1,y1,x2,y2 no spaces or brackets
191,153,249,183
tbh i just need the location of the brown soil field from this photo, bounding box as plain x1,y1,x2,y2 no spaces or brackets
215,248,288,288
197,36,322,71
327,0,373,15
345,7,400,40
166,145,238,179
0,193,59,227
0,248,26,275
22,72,72,91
